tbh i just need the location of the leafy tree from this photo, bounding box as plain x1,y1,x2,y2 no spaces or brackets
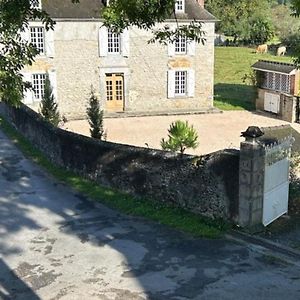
161,120,198,156
39,73,60,126
206,0,273,44
271,4,300,40
0,0,55,105
291,0,300,66
86,87,104,139
0,0,205,107
248,16,274,44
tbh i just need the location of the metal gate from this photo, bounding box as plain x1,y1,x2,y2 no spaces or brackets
263,136,293,226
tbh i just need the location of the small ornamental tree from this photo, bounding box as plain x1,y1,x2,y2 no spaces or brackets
39,73,60,127
161,120,199,156
86,87,104,139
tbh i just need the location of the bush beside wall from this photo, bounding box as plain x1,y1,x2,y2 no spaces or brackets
0,103,240,220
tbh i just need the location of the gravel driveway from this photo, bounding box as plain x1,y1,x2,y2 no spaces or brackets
65,111,300,155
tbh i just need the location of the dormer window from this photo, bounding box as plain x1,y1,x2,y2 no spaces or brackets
175,0,185,13
30,0,42,9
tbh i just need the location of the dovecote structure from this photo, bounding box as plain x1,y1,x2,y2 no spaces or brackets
252,60,300,122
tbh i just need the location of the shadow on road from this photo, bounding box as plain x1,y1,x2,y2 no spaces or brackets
0,259,41,300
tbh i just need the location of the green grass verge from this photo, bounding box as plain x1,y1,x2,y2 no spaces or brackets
214,46,293,111
0,115,228,238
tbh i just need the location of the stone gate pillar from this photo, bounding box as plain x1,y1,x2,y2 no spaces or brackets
238,127,265,227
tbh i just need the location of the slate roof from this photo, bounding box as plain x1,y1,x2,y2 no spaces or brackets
42,0,217,21
252,60,297,75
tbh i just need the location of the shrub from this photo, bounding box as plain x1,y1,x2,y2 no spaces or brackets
289,152,300,215
248,16,274,45
281,31,300,54
86,87,104,139
161,120,198,156
39,73,60,127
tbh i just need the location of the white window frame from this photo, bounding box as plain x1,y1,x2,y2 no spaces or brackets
175,35,187,54
175,0,185,13
168,69,195,98
30,26,45,55
175,71,187,96
107,28,121,54
30,0,42,9
32,73,46,101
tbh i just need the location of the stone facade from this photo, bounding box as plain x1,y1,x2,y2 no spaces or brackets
23,19,215,119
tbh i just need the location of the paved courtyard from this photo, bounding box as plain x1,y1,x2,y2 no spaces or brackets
65,111,300,155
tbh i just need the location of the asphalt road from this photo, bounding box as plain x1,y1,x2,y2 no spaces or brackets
1,128,300,300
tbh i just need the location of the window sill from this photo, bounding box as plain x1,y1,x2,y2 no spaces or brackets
174,53,188,56
172,95,191,99
35,54,49,59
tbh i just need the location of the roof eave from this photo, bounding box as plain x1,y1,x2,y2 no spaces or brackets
252,67,296,75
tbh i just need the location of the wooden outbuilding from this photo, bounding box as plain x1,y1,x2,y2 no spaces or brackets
252,60,300,122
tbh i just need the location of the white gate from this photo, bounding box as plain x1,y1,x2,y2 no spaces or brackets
263,136,293,226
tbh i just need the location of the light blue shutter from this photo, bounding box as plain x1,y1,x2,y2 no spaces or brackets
168,70,175,98
99,26,108,57
188,69,195,97
45,28,55,57
20,27,30,43
122,28,130,57
168,41,175,57
49,71,57,101
187,40,196,56
22,73,33,104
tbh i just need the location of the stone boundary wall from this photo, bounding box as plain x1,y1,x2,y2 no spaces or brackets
0,103,239,220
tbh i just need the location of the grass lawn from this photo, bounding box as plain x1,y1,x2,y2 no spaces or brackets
214,46,293,111
0,115,228,239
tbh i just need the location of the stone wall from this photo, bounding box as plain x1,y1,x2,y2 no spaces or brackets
23,20,215,119
0,103,239,220
256,88,297,123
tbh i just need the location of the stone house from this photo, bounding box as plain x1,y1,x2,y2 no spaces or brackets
252,60,300,123
22,0,216,119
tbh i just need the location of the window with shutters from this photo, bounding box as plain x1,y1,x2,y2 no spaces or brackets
175,36,187,54
108,29,121,54
175,71,187,96
32,73,46,101
175,0,185,12
168,69,195,98
30,26,45,54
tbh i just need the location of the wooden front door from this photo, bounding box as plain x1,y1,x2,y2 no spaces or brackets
105,73,124,111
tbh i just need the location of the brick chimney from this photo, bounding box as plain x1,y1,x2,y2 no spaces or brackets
197,0,204,8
